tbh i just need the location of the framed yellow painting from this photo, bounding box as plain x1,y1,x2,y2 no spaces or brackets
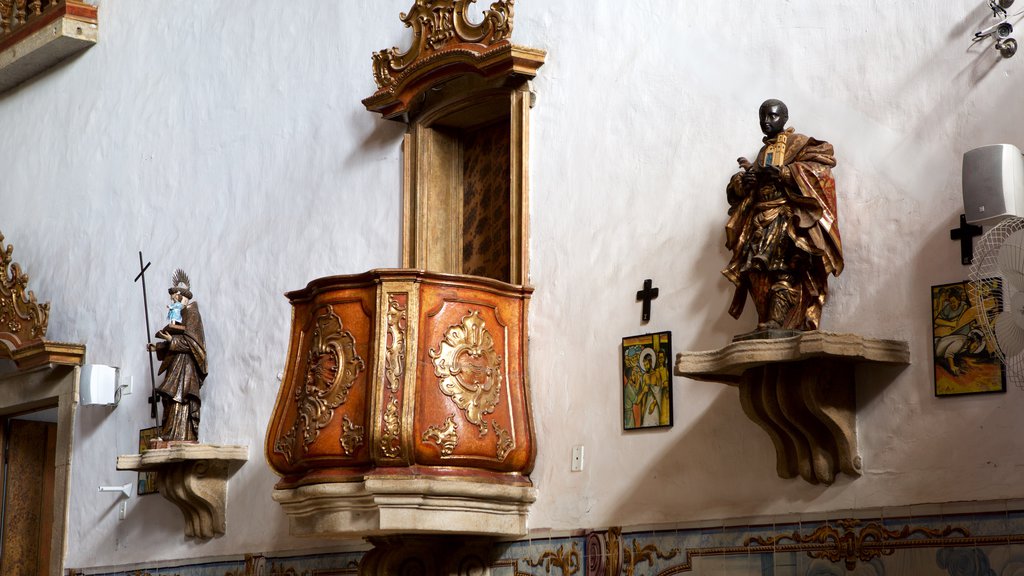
932,279,1005,396
621,332,673,430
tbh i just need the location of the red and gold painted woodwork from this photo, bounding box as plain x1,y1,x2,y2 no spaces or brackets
0,0,95,50
266,269,534,490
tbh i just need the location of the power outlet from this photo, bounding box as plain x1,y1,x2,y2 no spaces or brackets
118,500,127,521
571,445,584,472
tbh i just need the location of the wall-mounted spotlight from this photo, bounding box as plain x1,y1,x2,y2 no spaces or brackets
976,20,1014,40
990,0,1015,17
975,0,1019,58
997,37,1019,57
993,0,1015,16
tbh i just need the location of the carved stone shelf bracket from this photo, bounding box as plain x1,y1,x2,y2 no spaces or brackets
116,444,248,539
676,331,909,485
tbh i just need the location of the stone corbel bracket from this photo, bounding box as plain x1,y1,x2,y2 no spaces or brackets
117,443,248,539
675,331,909,485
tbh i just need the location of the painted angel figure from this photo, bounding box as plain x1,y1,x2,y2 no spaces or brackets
147,269,207,442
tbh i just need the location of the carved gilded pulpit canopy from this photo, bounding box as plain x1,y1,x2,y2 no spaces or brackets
363,0,544,122
364,0,545,286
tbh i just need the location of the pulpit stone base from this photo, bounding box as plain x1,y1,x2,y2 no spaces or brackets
359,535,506,576
273,477,536,539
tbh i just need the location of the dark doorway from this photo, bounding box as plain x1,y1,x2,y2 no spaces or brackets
0,409,58,576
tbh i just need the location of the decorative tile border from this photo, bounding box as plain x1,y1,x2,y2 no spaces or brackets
72,552,362,576
67,504,1024,576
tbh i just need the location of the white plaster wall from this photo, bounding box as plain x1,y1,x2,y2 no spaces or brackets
2,0,1024,570
518,0,1024,529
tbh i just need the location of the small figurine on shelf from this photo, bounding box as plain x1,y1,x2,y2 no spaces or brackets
723,99,844,335
148,269,207,443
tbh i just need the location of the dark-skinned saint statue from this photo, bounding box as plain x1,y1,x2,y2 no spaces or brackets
148,269,207,442
723,99,844,333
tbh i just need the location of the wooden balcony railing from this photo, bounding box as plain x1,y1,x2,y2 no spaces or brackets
0,0,96,93
1,0,87,43
2,0,60,34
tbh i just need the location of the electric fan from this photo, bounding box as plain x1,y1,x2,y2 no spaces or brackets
968,217,1024,389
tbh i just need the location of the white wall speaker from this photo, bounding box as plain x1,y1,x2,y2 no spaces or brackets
80,364,120,406
962,143,1024,225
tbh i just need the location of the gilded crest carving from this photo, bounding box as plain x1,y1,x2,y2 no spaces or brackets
380,395,402,459
493,419,514,462
274,305,365,463
384,295,407,393
429,309,503,434
340,415,365,456
422,414,459,456
372,0,515,89
0,231,50,353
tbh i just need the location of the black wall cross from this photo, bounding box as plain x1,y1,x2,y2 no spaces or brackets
950,214,983,266
636,279,659,322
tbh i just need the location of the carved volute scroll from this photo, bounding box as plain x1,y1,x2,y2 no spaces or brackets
274,305,366,464
422,413,459,455
0,230,50,356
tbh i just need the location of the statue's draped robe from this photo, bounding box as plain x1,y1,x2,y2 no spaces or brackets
723,127,844,331
154,302,207,441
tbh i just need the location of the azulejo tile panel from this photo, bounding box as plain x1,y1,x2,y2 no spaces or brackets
77,552,362,576
69,504,1024,576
